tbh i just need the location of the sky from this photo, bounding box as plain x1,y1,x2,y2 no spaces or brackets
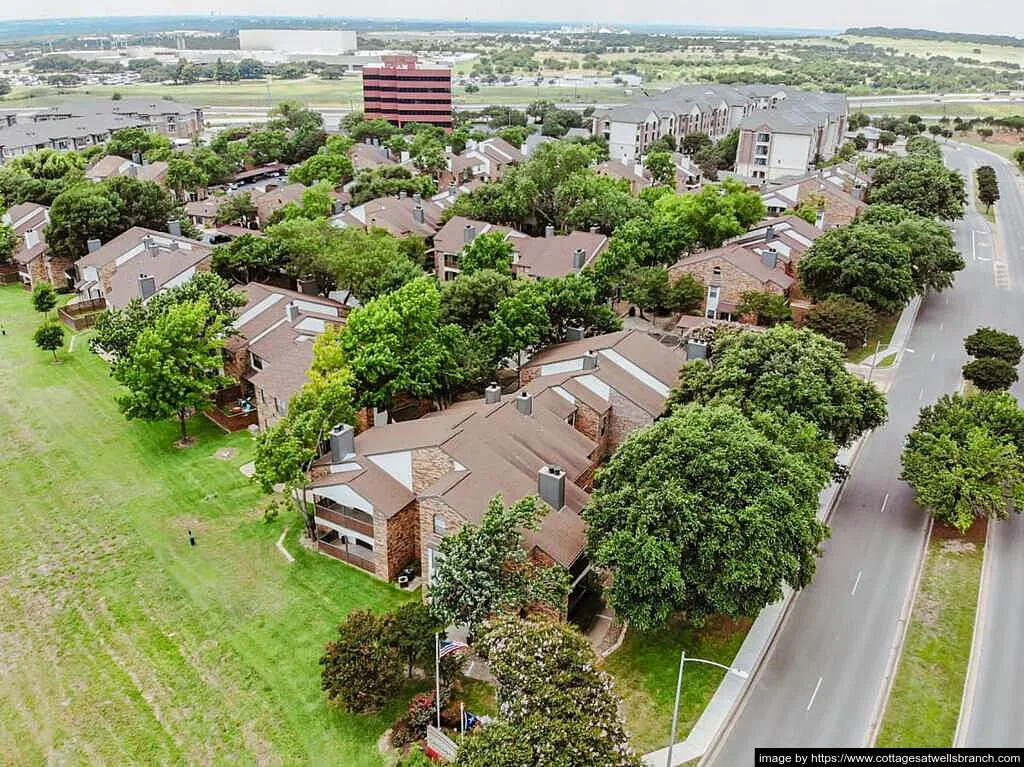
2,1,1022,37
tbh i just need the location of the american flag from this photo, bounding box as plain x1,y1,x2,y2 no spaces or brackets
438,639,469,658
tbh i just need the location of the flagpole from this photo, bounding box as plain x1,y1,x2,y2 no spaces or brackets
435,632,442,729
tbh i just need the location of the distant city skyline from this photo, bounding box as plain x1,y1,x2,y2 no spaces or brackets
0,3,1021,38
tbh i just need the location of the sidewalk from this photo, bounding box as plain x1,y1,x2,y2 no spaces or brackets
858,295,923,369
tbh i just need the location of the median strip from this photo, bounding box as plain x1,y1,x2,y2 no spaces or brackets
875,521,986,746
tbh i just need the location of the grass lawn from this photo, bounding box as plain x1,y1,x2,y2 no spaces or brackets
604,614,752,755
848,313,899,363
866,103,1024,119
876,523,985,747
0,284,416,764
877,352,898,368
956,134,1024,163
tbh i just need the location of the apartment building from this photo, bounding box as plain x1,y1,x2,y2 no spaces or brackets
734,91,848,181
0,98,203,162
362,55,453,130
332,192,444,240
760,170,868,227
1,202,73,290
85,154,169,185
73,225,212,309
307,330,684,590
592,85,846,176
217,283,348,431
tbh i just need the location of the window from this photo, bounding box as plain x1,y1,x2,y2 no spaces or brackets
354,538,373,552
757,132,770,143
433,514,446,535
249,352,264,370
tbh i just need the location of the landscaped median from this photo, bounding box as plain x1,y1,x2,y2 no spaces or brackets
876,521,986,747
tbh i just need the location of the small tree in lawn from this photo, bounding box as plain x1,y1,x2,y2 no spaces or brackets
963,357,1019,391
964,327,1023,365
112,299,231,444
320,609,404,713
31,281,58,318
33,322,65,360
388,600,442,679
901,392,1024,532
429,494,570,636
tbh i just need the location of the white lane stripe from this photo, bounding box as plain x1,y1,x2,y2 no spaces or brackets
807,677,823,711
919,388,924,401
930,352,936,362
851,571,863,596
881,493,889,514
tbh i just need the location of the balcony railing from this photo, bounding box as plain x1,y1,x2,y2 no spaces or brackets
314,503,375,538
318,537,376,574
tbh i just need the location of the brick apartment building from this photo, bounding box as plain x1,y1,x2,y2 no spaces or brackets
362,55,453,130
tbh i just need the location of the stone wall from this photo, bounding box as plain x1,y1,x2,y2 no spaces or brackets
410,446,456,494
418,496,466,591
669,256,783,317
383,501,421,581
608,389,656,450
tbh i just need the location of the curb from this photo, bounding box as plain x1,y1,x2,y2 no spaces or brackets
866,515,933,745
954,518,995,746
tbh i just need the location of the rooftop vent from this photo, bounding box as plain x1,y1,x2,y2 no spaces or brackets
515,390,533,416
538,465,566,510
583,350,598,370
330,423,355,463
138,274,156,300
484,382,501,404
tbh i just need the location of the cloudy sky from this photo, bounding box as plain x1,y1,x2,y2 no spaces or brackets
3,0,1021,36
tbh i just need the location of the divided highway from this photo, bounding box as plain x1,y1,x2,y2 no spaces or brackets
703,142,1016,763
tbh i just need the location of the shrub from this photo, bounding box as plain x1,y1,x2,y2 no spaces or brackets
320,610,403,713
964,327,1023,365
963,357,1019,391
802,297,877,351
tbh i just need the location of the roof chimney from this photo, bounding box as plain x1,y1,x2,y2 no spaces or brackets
761,249,778,269
331,199,345,215
143,235,156,254
572,247,586,271
515,390,533,416
449,181,457,194
285,302,299,323
399,189,407,199
687,340,708,359
545,224,555,238
297,275,318,295
127,164,138,178
413,204,425,224
24,229,39,249
329,423,355,463
131,151,141,164
815,209,826,230
538,465,566,510
87,238,102,253
138,273,156,300
583,350,598,370
589,225,599,234
167,220,181,237
764,224,775,242
566,325,585,342
484,382,501,404
413,193,422,203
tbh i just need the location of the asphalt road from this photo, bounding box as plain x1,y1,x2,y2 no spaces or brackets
703,143,1008,763
955,143,1024,748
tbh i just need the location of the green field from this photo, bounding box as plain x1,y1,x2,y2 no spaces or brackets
862,103,1024,119
0,285,416,764
604,615,751,754
876,529,984,747
955,134,1024,162
841,35,1024,68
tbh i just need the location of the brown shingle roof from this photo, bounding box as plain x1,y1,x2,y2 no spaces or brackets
86,154,132,180
105,239,212,309
433,215,522,256
343,195,444,238
672,244,795,289
513,230,608,279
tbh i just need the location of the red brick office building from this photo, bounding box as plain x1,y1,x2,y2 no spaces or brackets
362,55,453,130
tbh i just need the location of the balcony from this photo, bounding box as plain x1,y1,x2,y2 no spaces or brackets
317,530,376,574
315,500,375,538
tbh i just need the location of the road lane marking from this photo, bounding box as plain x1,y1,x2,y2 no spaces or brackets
939,323,944,331
852,571,863,596
807,677,823,711
905,348,915,354
930,352,936,362
919,388,924,401
972,229,976,262
881,493,889,513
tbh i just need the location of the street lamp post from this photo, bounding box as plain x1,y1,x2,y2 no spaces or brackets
664,651,749,767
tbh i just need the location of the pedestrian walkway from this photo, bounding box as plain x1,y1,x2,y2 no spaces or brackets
859,295,923,369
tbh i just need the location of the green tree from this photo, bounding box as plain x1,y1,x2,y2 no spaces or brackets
645,151,675,187
867,153,966,220
976,166,1000,212
388,601,442,679
106,127,171,160
348,166,436,207
802,297,877,351
889,215,965,293
670,272,705,314
214,192,257,227
901,392,1024,532
0,220,16,264
429,495,570,635
963,358,1019,391
584,404,832,629
253,369,357,539
621,266,673,319
681,133,713,155
0,148,85,206
654,179,766,251
798,223,916,314
458,231,514,275
245,129,289,165
322,227,424,302
320,610,404,713
555,171,649,234
735,291,792,326
111,299,232,443
454,616,639,767
31,281,58,317
440,269,516,331
44,183,120,262
1014,149,1024,173
33,322,65,360
669,325,888,447
288,152,354,186
964,327,1023,365
318,278,462,413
